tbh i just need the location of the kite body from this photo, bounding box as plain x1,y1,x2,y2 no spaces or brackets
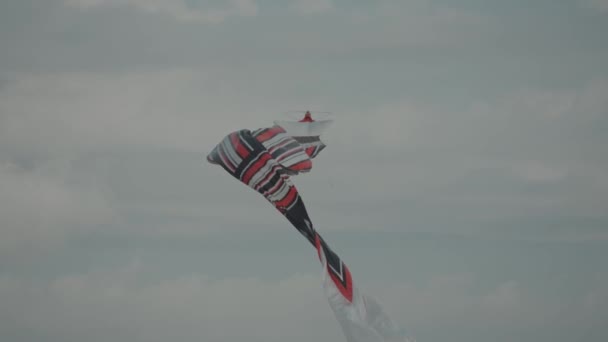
206,113,413,342
206,125,318,243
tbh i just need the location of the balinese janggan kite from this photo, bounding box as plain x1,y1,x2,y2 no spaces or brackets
206,111,414,342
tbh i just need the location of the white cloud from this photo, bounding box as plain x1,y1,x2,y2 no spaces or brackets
0,0,500,75
302,80,608,233
2,70,606,239
0,70,250,155
275,3,490,54
353,80,607,151
2,69,606,239
0,161,116,263
289,0,333,15
64,0,258,23
510,161,569,183
580,0,608,12
3,262,603,342
369,274,569,333
0,261,340,342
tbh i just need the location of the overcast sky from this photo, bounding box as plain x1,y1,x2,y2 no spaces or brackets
1,1,607,341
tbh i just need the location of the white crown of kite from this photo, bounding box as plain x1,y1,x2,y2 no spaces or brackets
274,111,333,138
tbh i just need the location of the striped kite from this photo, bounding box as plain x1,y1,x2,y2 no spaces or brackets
206,111,414,342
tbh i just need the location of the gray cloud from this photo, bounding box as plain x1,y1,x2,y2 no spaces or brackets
0,160,116,264
1,1,607,341
1,69,606,249
0,260,340,342
288,0,334,15
1,259,606,342
300,80,608,234
581,0,608,12
64,0,258,23
0,0,498,73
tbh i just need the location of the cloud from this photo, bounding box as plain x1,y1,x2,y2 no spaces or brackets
0,70,249,155
0,3,606,341
367,273,608,342
0,67,606,248
2,259,605,342
0,161,116,264
343,80,608,152
580,0,608,12
0,0,499,74
0,261,340,342
299,80,608,234
2,69,606,240
0,68,323,249
510,161,569,183
289,0,333,15
64,0,258,23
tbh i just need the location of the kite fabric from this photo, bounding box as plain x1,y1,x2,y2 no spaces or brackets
207,121,414,342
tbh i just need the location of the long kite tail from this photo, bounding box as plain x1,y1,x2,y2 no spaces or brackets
315,233,415,342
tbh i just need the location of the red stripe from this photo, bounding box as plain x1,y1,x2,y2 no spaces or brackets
242,153,272,184
255,126,285,142
230,133,249,159
289,159,312,172
305,146,316,157
274,186,297,209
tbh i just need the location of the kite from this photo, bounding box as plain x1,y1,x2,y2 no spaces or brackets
206,111,414,342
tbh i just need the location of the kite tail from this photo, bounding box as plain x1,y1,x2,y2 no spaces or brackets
278,182,415,341
315,232,415,342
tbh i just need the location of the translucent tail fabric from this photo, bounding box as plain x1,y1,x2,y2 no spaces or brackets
317,238,415,342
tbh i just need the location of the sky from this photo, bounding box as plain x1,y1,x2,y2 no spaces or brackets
1,0,607,341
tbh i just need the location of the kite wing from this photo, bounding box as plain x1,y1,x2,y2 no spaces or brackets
206,120,414,342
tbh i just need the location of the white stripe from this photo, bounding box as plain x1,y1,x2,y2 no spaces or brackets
266,181,287,201
286,194,300,211
279,151,309,167
273,149,303,164
328,260,344,282
221,137,241,165
217,145,236,172
275,143,304,159
279,149,307,162
267,181,290,202
249,159,276,189
263,176,284,197
268,137,295,154
263,133,291,150
238,131,254,151
220,138,238,166
253,168,279,191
